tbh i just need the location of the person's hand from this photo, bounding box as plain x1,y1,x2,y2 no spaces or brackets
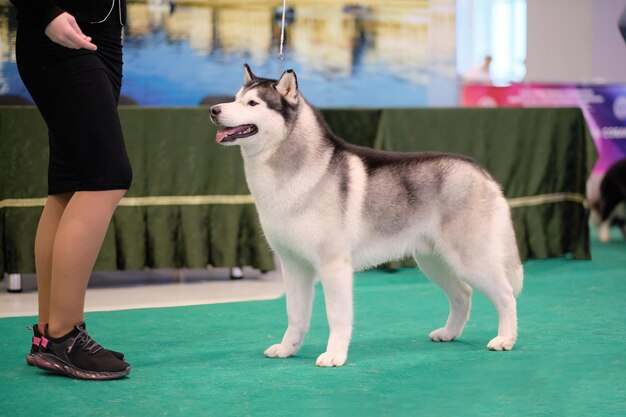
45,12,97,51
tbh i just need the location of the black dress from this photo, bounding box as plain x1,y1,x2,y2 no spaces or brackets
11,0,132,195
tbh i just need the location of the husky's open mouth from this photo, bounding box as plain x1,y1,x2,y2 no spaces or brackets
215,124,258,143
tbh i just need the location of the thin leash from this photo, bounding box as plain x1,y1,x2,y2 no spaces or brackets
279,0,287,62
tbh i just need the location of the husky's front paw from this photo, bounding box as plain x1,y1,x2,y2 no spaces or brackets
487,336,516,351
429,327,459,342
316,351,347,367
264,343,297,358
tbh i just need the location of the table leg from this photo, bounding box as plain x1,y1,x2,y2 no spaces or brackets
6,273,22,293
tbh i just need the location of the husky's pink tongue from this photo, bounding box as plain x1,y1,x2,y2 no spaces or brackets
215,126,240,143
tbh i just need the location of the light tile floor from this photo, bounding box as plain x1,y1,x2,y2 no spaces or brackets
0,267,284,318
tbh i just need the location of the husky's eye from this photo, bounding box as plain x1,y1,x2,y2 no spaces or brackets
247,100,259,106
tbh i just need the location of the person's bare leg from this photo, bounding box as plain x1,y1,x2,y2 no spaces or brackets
47,190,126,338
34,193,72,325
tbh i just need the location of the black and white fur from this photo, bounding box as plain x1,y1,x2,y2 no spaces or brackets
210,65,523,367
590,159,626,242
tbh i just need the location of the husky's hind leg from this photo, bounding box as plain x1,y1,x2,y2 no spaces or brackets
415,252,472,342
484,287,517,351
470,271,518,350
264,257,315,359
446,255,518,351
439,194,521,350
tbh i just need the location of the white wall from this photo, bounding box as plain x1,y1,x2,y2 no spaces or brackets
526,0,626,84
592,0,626,83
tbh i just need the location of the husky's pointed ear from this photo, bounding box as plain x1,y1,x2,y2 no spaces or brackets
243,64,256,85
276,70,298,103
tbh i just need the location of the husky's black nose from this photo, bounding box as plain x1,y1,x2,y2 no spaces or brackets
210,105,221,115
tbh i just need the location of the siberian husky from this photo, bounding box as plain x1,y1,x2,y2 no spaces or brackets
210,65,523,367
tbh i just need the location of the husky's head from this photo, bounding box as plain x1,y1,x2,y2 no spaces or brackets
210,64,299,148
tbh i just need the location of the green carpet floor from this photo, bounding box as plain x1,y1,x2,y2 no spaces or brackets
1,232,625,417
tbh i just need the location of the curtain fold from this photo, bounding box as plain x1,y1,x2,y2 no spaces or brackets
0,106,596,275
373,107,595,261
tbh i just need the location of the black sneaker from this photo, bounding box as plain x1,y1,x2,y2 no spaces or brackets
25,324,44,366
26,323,125,366
33,323,131,380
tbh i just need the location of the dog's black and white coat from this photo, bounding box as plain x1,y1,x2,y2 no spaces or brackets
210,65,523,367
590,159,626,242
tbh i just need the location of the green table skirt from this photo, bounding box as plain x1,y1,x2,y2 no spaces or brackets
0,107,596,274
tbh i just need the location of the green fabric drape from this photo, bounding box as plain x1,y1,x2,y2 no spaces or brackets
373,107,595,261
320,109,382,148
0,106,595,275
0,107,275,274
